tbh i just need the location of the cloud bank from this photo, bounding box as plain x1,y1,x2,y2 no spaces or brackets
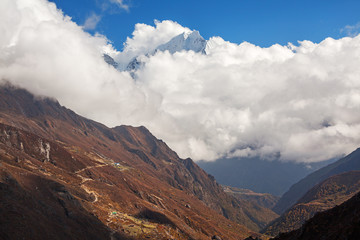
2,0,360,163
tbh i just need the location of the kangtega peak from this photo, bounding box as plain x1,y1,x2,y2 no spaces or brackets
156,31,207,54
104,30,209,72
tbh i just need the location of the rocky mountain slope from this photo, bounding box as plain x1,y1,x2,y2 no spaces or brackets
273,148,360,214
263,171,360,236
0,84,262,239
271,190,360,240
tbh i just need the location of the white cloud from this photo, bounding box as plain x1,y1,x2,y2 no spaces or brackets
2,0,360,164
83,13,101,30
111,20,191,69
109,0,130,11
0,0,144,127
341,22,360,37
82,0,130,31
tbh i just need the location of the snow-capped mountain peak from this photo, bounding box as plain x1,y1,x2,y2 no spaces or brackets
156,30,207,54
125,30,208,73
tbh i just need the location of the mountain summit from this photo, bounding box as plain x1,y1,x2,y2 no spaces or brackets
126,30,207,72
156,31,207,54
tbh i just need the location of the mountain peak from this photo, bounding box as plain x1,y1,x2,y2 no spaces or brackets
126,30,207,72
157,30,207,54
182,30,201,39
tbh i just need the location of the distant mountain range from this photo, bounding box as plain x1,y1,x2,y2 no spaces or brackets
198,157,334,196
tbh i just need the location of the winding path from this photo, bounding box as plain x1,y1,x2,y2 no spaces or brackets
75,163,107,203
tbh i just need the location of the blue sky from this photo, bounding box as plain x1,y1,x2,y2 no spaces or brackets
51,0,360,50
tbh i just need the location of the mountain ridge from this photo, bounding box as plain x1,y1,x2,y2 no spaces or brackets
263,170,360,236
273,148,360,214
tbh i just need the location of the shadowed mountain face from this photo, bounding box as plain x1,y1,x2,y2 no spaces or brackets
273,148,360,214
263,171,360,236
271,190,360,240
198,157,333,196
0,85,262,239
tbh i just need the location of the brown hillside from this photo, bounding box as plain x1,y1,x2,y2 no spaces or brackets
273,147,360,215
0,85,262,239
271,190,360,240
263,171,360,236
